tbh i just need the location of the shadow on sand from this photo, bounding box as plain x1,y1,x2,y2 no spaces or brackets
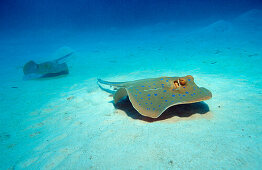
114,98,210,122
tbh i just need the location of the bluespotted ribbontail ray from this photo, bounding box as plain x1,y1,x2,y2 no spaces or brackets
98,75,212,118
23,52,73,80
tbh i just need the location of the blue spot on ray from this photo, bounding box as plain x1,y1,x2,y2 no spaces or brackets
154,94,157,96
172,95,175,97
185,92,189,94
141,86,145,87
148,94,151,96
163,90,167,92
148,98,150,100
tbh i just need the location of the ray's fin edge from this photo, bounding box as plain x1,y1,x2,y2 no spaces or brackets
113,88,128,104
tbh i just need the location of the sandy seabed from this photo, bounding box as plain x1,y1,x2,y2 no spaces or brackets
0,9,262,169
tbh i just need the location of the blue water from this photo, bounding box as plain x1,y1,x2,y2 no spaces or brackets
1,0,262,169
1,0,261,30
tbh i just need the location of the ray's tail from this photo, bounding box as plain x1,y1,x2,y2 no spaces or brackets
97,78,126,87
55,52,74,64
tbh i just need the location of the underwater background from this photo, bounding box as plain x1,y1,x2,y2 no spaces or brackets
0,0,262,169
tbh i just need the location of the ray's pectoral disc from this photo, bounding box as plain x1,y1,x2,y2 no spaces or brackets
98,75,212,118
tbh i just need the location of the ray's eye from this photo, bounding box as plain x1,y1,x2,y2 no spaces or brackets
179,78,187,86
173,80,179,88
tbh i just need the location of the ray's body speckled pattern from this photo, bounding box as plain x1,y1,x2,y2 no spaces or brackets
98,75,212,118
